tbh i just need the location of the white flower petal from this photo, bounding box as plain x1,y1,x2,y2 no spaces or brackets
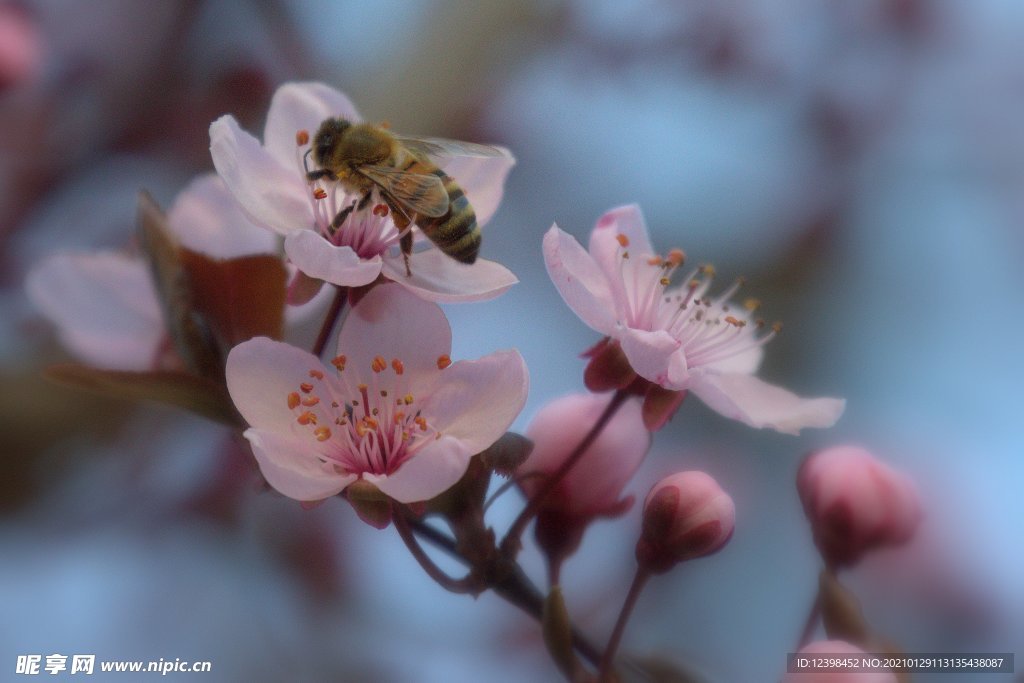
26,251,164,371
424,349,529,455
226,337,334,434
371,436,472,503
246,428,356,501
381,249,517,303
543,224,616,334
705,344,764,375
167,173,278,259
688,371,846,435
441,148,515,226
619,326,685,388
264,82,361,169
210,115,312,235
284,230,382,287
336,283,451,381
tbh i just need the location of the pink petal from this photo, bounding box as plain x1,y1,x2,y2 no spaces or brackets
263,82,361,169
380,250,517,303
245,428,356,502
209,115,311,235
704,345,764,375
167,173,278,259
618,326,686,388
588,205,656,276
441,148,515,226
284,230,382,287
423,350,529,455
523,394,648,516
336,283,451,382
26,252,164,371
226,337,335,434
543,225,616,334
688,371,846,435
368,436,473,503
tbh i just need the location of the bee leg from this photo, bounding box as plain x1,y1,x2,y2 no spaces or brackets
330,199,358,233
306,169,337,182
400,229,413,277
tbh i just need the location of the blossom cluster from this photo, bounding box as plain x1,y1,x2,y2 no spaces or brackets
25,81,927,682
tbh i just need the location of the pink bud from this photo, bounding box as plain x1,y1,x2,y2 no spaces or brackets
518,394,650,563
0,4,42,91
635,471,735,574
784,640,897,682
797,445,921,568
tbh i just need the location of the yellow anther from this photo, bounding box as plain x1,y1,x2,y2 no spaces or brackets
743,298,761,312
404,394,414,405
659,277,671,286
314,427,331,442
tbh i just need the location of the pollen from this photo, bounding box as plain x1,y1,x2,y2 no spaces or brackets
372,356,387,373
296,129,310,146
391,358,404,375
302,396,320,407
300,382,314,394
297,411,317,426
743,298,761,312
331,355,347,371
700,264,716,278
772,322,784,333
616,234,630,247
436,354,452,370
373,203,390,217
667,248,685,266
287,392,301,410
659,276,671,286
313,188,328,200
309,369,324,380
404,394,414,405
314,427,331,442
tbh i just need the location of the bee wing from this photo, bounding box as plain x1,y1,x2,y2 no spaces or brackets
393,134,510,160
359,165,450,218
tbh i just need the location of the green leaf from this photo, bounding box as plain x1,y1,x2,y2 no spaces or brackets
45,363,241,426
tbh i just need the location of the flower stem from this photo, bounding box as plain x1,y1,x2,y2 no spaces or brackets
502,389,629,554
393,509,479,594
599,567,650,681
312,286,347,358
796,593,821,650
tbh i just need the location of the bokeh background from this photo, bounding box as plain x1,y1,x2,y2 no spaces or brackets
2,0,1022,681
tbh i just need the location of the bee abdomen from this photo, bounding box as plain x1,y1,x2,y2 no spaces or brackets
418,170,480,264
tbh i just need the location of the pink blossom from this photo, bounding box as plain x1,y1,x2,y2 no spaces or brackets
798,445,921,568
635,470,735,573
225,284,528,504
0,4,42,91
784,641,897,682
209,81,518,303
518,393,649,560
25,174,294,371
543,204,845,434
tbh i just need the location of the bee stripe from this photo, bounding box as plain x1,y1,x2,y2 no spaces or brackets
416,169,480,263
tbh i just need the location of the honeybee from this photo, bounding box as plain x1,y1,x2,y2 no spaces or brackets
304,118,509,274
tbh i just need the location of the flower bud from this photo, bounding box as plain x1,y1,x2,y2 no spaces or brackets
784,640,896,682
635,471,735,574
797,445,920,568
517,394,649,564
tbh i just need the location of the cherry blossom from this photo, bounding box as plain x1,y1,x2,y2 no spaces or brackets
798,445,921,568
209,81,518,303
25,174,289,371
543,204,845,434
636,470,735,574
225,284,528,504
517,393,649,561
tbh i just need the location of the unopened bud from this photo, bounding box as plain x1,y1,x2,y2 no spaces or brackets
797,445,920,568
636,471,735,574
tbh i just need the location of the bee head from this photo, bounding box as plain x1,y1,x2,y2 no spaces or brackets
312,117,352,165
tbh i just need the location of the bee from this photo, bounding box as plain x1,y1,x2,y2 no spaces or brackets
304,117,509,274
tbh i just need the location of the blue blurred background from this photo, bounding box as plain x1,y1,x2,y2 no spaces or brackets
2,0,1022,680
